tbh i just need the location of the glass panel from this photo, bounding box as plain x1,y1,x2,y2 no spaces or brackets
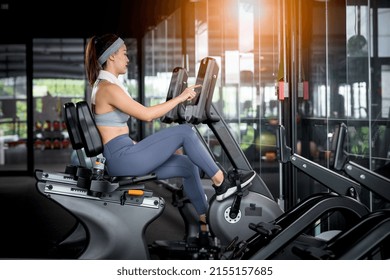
141,0,389,213
0,44,28,171
340,1,390,210
296,0,352,204
378,8,390,57
32,38,85,171
381,65,390,119
144,9,183,137
194,0,281,200
142,0,281,200
295,0,389,211
247,0,281,200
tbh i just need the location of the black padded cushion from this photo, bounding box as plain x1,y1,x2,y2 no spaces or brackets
76,101,103,157
63,102,84,150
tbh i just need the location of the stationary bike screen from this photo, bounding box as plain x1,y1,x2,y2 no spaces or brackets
187,60,207,106
166,67,188,101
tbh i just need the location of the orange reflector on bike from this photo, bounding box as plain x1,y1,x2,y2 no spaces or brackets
127,189,144,196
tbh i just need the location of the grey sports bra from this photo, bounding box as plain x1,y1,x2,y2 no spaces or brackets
94,108,129,127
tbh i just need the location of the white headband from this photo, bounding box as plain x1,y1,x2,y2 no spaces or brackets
98,37,124,65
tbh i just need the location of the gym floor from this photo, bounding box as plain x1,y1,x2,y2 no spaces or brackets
0,175,185,259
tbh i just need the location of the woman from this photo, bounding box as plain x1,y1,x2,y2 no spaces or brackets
84,33,255,234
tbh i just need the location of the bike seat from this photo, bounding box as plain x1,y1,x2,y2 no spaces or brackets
62,101,156,195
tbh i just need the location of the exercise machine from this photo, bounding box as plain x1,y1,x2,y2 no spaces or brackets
290,122,390,259
151,58,285,258
332,122,390,203
221,124,370,259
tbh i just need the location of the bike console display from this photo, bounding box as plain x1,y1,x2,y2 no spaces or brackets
160,67,188,124
184,57,219,124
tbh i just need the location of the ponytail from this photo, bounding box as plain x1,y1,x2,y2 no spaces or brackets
85,34,120,86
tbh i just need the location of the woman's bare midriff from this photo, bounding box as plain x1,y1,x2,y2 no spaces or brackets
97,125,129,145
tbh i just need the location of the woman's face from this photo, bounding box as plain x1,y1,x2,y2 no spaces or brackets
113,44,129,74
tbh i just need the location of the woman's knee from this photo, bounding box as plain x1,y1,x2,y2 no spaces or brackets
180,124,198,143
176,123,195,135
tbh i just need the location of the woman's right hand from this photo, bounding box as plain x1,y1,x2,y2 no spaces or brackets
179,84,202,103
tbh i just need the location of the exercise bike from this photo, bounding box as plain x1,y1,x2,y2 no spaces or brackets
151,57,285,258
34,57,284,259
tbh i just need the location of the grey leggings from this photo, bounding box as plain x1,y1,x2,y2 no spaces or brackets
102,124,219,215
